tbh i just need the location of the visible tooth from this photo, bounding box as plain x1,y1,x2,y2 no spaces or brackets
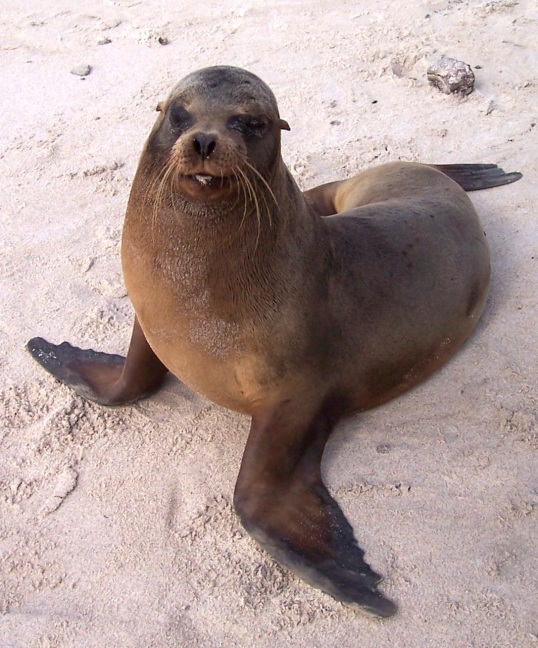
194,174,213,185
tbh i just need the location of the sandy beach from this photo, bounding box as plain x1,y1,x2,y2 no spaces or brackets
1,1,537,646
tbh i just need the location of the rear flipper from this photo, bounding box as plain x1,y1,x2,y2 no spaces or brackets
238,478,396,617
432,163,522,191
234,399,397,617
26,317,168,406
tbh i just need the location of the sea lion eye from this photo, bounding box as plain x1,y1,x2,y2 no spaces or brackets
169,105,192,133
227,115,268,138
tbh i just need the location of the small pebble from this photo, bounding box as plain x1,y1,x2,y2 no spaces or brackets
391,60,405,78
102,18,122,29
97,37,112,45
71,64,91,77
142,30,170,46
427,56,475,96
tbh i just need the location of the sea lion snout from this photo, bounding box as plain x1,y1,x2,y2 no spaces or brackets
192,132,217,161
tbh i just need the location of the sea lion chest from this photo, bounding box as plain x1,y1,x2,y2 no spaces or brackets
121,222,305,414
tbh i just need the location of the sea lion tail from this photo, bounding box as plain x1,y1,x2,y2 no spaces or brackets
432,163,522,191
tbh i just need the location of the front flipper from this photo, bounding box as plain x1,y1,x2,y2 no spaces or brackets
26,316,168,406
234,399,397,617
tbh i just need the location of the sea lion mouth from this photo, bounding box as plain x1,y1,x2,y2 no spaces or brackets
176,172,239,201
184,173,235,189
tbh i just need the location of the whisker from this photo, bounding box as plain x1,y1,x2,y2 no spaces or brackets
244,162,279,209
246,173,262,254
152,163,176,242
244,161,276,229
235,167,250,234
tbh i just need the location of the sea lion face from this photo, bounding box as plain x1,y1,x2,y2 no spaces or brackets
146,66,290,204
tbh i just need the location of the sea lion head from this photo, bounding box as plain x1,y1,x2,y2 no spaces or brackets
144,66,290,207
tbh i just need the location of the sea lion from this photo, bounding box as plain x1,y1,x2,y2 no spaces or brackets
27,65,522,617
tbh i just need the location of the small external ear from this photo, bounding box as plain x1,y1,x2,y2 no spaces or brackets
278,118,291,131
156,101,165,113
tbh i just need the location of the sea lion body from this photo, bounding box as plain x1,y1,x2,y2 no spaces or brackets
124,160,489,416
27,66,521,617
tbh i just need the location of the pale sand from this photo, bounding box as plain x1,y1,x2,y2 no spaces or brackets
1,1,537,646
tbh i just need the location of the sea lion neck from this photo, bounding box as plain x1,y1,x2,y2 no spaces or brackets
126,156,320,264
123,157,327,323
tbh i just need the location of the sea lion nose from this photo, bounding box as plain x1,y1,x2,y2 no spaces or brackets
192,133,217,161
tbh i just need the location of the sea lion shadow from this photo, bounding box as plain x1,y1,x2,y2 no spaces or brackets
479,205,523,326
